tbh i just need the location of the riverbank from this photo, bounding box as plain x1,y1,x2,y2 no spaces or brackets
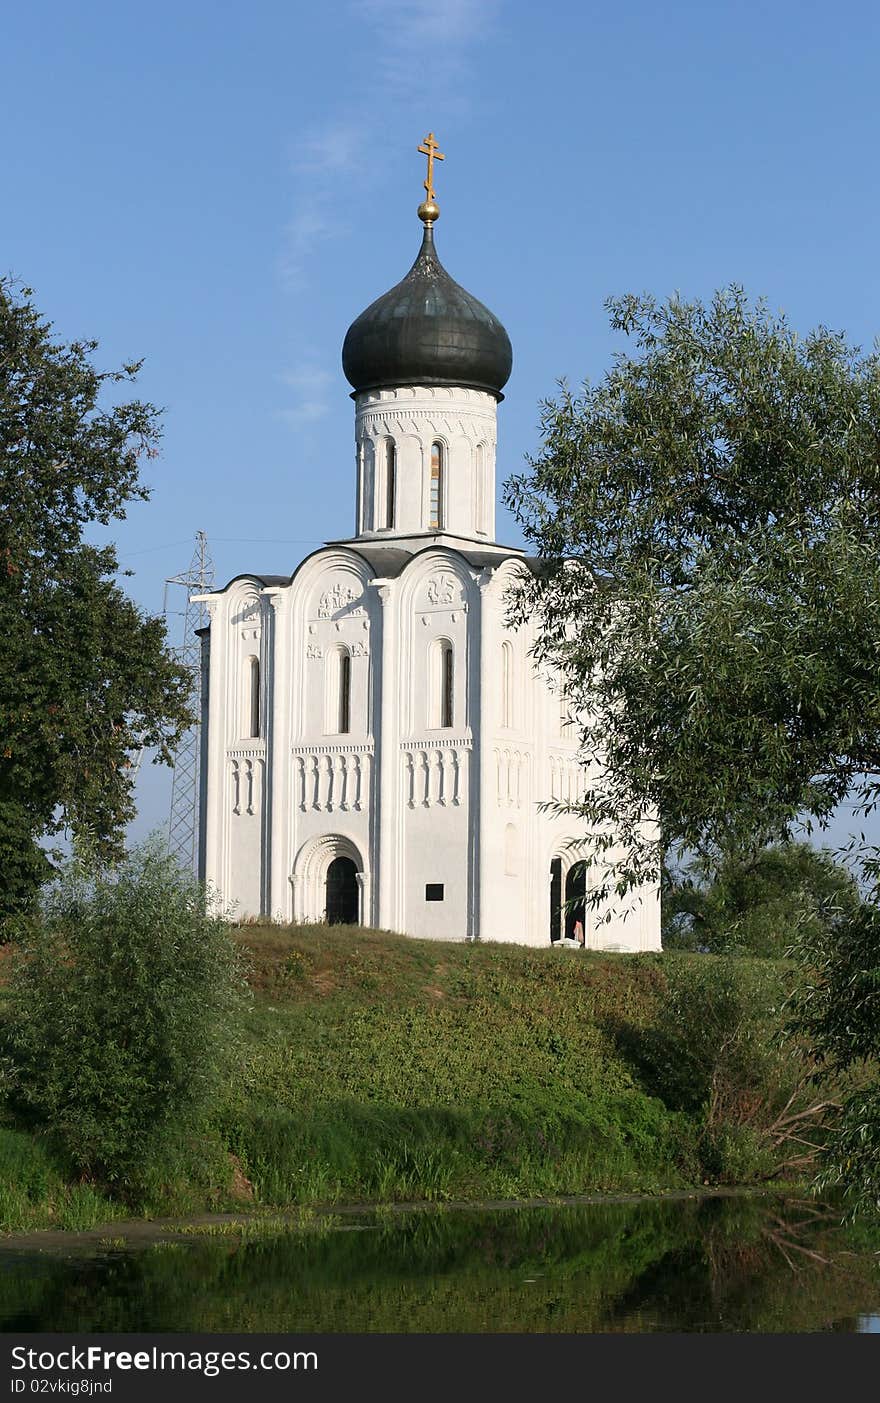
0,1185,775,1253
0,926,818,1233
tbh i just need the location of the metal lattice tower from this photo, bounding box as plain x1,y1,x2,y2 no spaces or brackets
166,531,215,868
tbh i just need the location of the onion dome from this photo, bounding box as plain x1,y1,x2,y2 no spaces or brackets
342,197,512,400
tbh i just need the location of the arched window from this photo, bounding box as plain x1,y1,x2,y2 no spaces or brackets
362,439,375,533
245,655,260,738
384,440,396,529
475,443,487,535
429,638,454,728
325,646,352,735
501,640,513,728
429,442,444,530
339,651,351,734
559,688,570,739
441,641,453,728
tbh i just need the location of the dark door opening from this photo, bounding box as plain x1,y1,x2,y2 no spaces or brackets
326,856,359,925
549,857,562,943
565,861,587,941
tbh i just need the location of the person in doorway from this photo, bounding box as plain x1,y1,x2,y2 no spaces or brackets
574,918,585,947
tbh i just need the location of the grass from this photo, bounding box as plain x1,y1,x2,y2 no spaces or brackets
0,924,814,1231
0,1126,121,1232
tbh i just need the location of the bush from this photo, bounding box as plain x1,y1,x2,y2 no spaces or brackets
663,843,865,957
788,890,880,1216
1,842,249,1187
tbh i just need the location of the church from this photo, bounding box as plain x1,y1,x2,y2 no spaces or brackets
196,135,660,952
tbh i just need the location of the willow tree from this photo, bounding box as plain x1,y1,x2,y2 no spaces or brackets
505,287,880,900
505,286,880,1211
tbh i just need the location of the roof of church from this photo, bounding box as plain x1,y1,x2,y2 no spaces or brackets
211,545,545,597
341,220,512,399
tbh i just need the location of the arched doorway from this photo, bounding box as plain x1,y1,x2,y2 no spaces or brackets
549,857,562,943
564,861,587,941
291,834,367,926
326,856,359,925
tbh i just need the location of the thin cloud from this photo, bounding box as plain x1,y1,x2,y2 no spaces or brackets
277,365,335,427
355,0,498,49
354,0,500,88
293,121,362,175
280,196,335,289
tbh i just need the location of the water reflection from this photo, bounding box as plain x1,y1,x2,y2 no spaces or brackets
1,1195,878,1333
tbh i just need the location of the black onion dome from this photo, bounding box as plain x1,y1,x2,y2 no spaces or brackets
342,223,512,399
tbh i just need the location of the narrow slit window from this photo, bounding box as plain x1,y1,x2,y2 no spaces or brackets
441,641,454,728
247,656,260,738
362,439,375,533
385,441,396,529
429,442,444,530
559,689,570,738
339,651,351,734
501,640,512,728
475,443,486,534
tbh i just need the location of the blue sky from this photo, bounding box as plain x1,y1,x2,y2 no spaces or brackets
5,0,880,849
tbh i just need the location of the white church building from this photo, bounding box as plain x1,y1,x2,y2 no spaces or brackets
196,139,660,952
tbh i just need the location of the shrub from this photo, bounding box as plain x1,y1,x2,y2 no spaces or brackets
788,890,880,1216
663,843,865,956
1,842,248,1187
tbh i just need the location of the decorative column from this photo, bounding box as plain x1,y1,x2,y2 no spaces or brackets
475,566,496,941
373,579,396,931
265,587,293,921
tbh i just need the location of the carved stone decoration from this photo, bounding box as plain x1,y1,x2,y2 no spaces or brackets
245,758,255,815
231,760,241,815
296,756,307,811
405,751,416,808
350,641,369,658
233,597,260,627
426,574,457,606
451,748,462,806
306,643,324,660
318,583,359,618
420,749,431,807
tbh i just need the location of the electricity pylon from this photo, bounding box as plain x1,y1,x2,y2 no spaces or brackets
165,531,215,869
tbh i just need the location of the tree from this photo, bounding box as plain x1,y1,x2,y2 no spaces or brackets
2,843,248,1185
504,287,880,901
787,858,880,1217
663,842,866,957
0,278,193,924
504,286,880,1211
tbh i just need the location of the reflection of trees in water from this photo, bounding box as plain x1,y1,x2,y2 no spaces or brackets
1,1197,878,1334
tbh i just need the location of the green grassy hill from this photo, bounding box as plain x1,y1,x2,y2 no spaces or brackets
219,926,798,1209
0,926,812,1231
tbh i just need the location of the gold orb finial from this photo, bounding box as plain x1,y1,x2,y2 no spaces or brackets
417,132,444,222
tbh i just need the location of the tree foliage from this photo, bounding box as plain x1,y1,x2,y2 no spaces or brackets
663,842,866,957
505,287,880,899
0,278,193,922
1,844,248,1185
505,287,880,1210
787,860,880,1217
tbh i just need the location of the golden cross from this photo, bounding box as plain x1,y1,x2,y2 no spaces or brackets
417,132,445,203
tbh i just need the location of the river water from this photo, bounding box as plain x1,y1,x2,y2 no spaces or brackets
2,1195,878,1333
